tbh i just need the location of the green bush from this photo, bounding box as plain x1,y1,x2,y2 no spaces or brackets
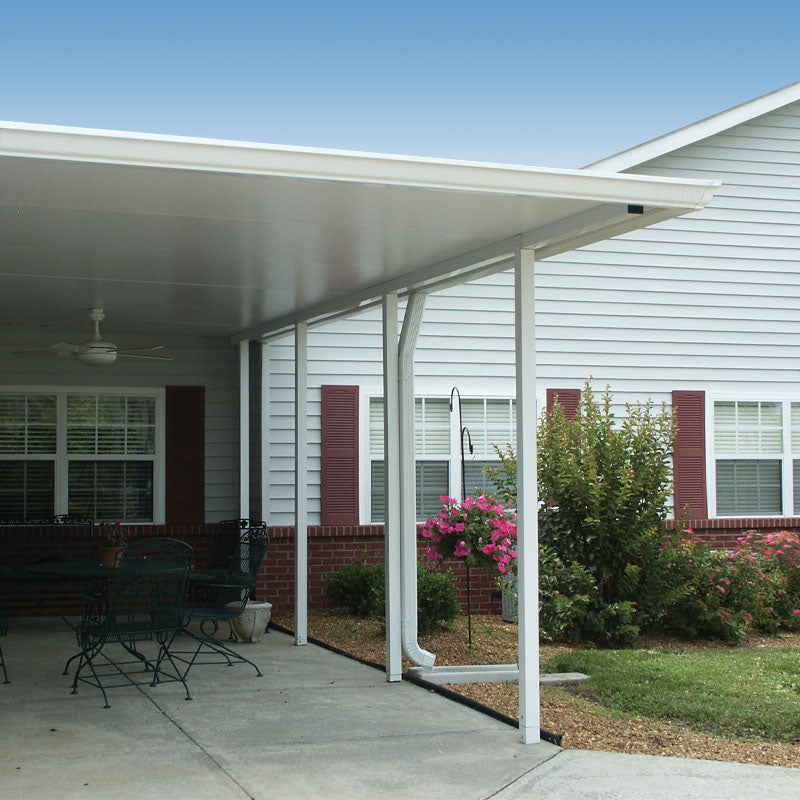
325,561,385,616
325,560,460,634
488,381,682,644
659,538,748,642
416,565,460,635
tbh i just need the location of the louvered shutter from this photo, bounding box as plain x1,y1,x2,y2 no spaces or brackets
672,390,707,518
166,386,205,524
546,389,581,419
321,385,359,526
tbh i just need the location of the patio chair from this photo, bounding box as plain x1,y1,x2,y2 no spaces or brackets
178,527,269,678
190,518,266,587
70,537,193,708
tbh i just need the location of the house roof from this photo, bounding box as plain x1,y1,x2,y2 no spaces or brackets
0,121,717,341
586,81,800,173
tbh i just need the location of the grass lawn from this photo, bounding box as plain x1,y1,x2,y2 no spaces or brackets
544,646,800,742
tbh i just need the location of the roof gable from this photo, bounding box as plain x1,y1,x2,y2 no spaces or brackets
586,81,800,173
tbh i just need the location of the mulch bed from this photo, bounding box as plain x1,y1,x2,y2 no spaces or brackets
272,610,800,769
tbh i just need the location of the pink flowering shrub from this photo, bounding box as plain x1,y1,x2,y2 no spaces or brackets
663,529,800,640
421,495,517,576
727,530,800,633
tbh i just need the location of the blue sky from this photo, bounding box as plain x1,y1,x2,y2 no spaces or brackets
2,1,799,168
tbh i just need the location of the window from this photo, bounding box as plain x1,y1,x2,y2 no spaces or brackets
712,400,790,516
460,399,516,497
0,389,164,522
368,395,516,522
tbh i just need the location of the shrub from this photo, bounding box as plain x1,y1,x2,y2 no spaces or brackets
325,560,460,635
416,565,460,635
659,537,748,642
727,530,800,633
325,561,385,616
488,382,702,643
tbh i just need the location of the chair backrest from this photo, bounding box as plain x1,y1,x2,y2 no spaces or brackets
210,519,266,571
216,528,269,613
109,538,193,634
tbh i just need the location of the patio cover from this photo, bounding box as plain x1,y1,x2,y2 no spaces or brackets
0,121,717,337
0,121,719,744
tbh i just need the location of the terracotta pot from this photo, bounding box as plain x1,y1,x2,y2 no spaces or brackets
98,545,123,567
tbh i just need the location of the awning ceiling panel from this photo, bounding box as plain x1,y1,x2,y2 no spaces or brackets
0,123,718,339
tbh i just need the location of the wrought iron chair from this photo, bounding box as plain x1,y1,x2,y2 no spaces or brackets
190,519,266,587
70,537,193,708
178,527,269,678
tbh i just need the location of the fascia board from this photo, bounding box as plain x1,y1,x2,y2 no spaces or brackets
1,120,715,207
586,80,800,173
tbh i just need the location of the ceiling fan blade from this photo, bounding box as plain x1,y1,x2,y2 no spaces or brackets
115,344,165,353
52,342,81,356
116,353,173,361
12,350,59,359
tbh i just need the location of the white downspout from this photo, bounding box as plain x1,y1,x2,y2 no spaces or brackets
399,292,436,668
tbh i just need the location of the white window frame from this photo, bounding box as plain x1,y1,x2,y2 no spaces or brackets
0,385,166,524
361,390,542,523
706,393,793,518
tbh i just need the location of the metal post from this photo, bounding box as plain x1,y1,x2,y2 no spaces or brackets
515,246,540,743
383,293,402,680
239,339,250,518
294,322,308,646
260,340,270,523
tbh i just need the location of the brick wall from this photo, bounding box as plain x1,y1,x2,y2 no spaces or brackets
665,517,800,550
0,523,501,617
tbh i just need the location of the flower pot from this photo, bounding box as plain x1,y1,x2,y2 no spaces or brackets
225,600,272,643
98,545,123,567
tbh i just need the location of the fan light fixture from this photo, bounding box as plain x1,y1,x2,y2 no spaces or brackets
12,308,172,366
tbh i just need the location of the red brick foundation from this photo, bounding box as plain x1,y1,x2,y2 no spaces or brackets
665,517,800,550
0,523,502,617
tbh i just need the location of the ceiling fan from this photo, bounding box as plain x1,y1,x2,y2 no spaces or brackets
13,308,172,367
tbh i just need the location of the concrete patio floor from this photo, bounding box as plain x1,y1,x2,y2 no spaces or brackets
1,617,799,800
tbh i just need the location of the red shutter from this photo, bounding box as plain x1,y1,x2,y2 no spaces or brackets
672,390,707,519
166,386,205,524
321,385,359,526
546,388,581,419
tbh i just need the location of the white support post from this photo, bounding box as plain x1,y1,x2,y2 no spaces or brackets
294,322,308,646
260,340,270,524
515,247,540,744
239,339,250,519
383,293,402,681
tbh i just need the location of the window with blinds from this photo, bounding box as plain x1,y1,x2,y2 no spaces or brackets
0,394,56,519
370,397,450,523
368,395,515,522
0,390,159,522
459,398,515,497
713,400,784,516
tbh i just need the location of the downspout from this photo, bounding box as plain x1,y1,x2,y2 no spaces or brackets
399,292,436,668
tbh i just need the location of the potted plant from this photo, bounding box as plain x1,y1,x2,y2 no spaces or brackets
98,520,127,566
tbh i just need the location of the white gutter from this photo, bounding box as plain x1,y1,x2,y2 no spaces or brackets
0,119,716,207
398,292,435,668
